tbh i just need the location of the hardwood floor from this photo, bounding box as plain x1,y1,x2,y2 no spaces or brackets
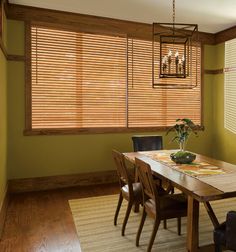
0,183,119,252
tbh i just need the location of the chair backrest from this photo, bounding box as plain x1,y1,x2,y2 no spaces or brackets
135,157,160,212
112,149,133,194
132,135,163,152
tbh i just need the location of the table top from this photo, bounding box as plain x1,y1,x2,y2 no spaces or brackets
123,150,236,202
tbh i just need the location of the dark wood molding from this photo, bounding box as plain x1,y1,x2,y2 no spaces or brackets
0,185,9,239
5,3,215,44
25,21,32,131
4,2,236,45
23,125,205,136
0,0,3,40
8,170,118,193
204,69,224,75
7,54,25,61
5,3,151,40
215,25,236,44
198,31,215,45
201,45,205,127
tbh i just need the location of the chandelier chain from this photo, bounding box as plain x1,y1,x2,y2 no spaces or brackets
173,0,175,24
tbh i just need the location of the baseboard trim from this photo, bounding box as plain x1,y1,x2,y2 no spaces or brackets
0,185,9,239
9,170,118,193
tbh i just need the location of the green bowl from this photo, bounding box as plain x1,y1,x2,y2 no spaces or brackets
170,151,196,164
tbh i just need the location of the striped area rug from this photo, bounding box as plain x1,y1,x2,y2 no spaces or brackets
69,194,236,252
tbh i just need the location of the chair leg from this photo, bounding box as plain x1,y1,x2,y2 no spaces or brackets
177,217,181,235
114,192,123,226
214,244,222,252
133,202,140,213
136,208,147,247
163,219,167,229
121,200,133,236
147,218,160,252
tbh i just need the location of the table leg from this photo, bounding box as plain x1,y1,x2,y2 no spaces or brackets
187,196,199,252
203,202,220,228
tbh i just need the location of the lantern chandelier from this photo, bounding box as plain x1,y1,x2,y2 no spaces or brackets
152,0,199,88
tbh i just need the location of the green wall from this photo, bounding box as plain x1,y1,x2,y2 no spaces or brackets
0,15,8,206
211,43,236,164
7,19,214,179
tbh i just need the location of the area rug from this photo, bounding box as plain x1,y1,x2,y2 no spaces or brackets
69,194,236,252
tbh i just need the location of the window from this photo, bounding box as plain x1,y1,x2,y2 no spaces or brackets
30,25,127,129
128,39,201,127
225,38,236,133
25,23,202,134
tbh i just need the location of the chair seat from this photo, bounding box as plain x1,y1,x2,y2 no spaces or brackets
145,194,187,219
121,182,142,201
214,222,226,247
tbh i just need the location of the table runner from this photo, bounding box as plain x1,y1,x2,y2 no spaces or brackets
141,150,226,178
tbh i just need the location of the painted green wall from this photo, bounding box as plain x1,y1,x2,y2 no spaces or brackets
0,33,8,205
210,43,236,164
7,19,214,179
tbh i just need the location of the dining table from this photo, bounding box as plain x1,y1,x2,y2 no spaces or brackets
123,149,236,252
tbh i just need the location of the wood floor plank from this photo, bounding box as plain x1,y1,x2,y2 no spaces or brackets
0,183,119,252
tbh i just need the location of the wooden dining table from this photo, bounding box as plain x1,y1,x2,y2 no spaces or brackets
123,150,236,252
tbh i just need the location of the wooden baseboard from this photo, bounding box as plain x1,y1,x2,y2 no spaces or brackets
0,185,9,239
8,170,118,193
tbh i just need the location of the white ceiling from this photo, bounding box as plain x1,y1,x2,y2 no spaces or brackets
9,0,236,33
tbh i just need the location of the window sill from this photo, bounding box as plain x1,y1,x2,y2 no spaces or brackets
24,126,205,136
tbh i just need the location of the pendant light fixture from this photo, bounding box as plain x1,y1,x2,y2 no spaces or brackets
152,0,199,88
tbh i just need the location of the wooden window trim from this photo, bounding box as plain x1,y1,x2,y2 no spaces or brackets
5,3,216,44
23,126,204,136
0,0,4,47
25,22,32,131
25,21,204,135
0,0,8,59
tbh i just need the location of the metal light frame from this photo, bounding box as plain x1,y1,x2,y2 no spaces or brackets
152,0,199,89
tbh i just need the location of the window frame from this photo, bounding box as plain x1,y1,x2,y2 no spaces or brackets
24,21,204,135
0,0,3,43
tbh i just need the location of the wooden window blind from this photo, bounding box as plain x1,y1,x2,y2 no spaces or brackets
225,38,236,134
31,25,127,129
26,23,202,134
128,38,201,127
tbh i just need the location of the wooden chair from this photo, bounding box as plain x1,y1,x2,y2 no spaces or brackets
132,134,174,229
135,157,187,252
214,211,236,252
132,135,163,152
112,149,142,236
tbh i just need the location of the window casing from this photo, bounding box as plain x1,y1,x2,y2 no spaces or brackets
0,0,3,41
25,22,202,134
